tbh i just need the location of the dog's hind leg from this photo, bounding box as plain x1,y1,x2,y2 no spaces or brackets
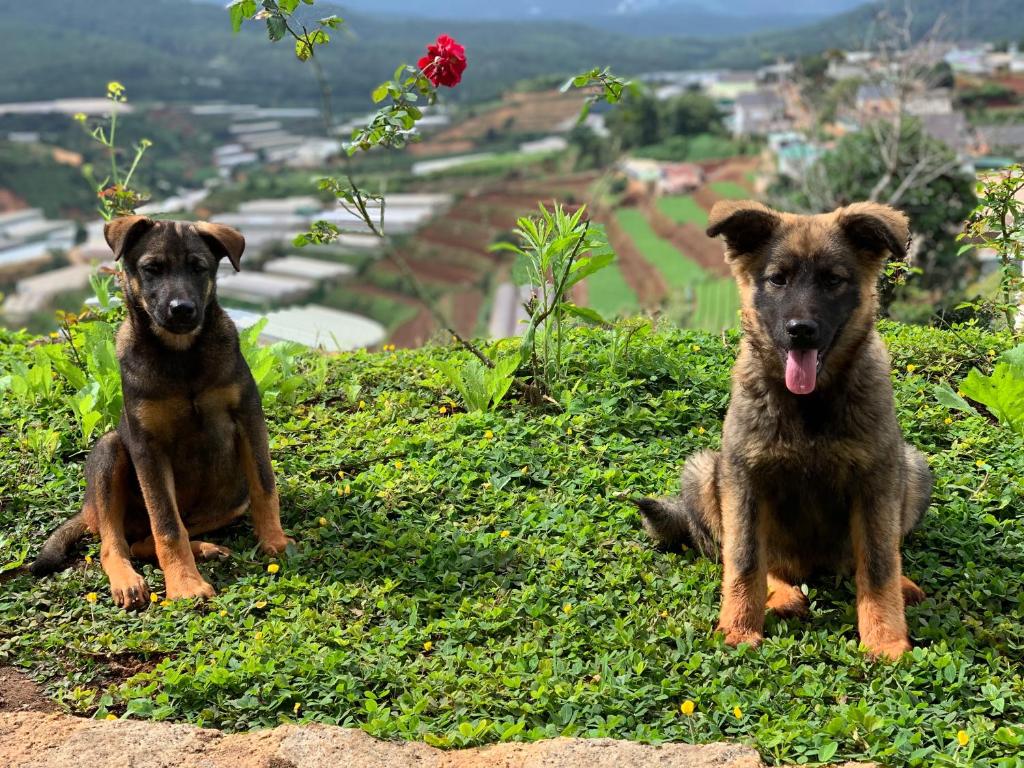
766,573,810,618
90,433,151,610
635,449,722,559
131,537,231,562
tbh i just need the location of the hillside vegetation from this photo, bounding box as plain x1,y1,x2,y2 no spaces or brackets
5,1,1022,108
2,321,1023,766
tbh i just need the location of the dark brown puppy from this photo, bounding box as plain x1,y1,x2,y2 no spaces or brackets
31,216,292,608
638,200,931,660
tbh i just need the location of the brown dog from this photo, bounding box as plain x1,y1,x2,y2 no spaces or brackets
638,200,931,659
31,217,292,607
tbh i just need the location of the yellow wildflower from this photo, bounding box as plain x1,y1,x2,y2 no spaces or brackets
254,600,267,609
733,706,743,718
85,554,93,565
987,349,996,357
318,516,328,526
439,406,448,414
106,81,125,97
659,609,668,618
219,610,228,617
423,640,433,652
500,530,510,538
105,713,117,721
358,400,366,409
957,730,969,747
150,593,159,604
562,603,572,614
344,484,351,495
267,563,280,574
521,465,529,474
944,417,952,425
255,631,263,641
906,363,917,373
976,460,985,468
697,426,706,435
484,430,494,439
161,599,172,607
395,460,404,469
293,701,302,714
680,700,695,716
85,592,98,604
73,112,87,123
691,344,701,352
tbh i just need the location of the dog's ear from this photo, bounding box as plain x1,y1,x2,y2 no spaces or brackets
706,200,781,258
837,202,909,261
193,221,245,272
104,215,154,261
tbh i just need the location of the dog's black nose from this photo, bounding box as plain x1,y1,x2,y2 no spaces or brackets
786,319,818,342
168,299,197,321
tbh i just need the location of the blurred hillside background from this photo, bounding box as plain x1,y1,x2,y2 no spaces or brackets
2,0,1022,347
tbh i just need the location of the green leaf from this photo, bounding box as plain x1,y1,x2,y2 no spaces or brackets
371,83,390,104
959,363,1024,434
279,0,299,14
933,383,978,416
266,15,287,42
817,742,839,762
561,303,607,326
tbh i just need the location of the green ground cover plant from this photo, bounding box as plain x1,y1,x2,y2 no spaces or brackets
2,320,1023,766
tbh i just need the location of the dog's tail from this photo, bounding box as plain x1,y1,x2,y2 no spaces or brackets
29,512,89,577
634,450,721,560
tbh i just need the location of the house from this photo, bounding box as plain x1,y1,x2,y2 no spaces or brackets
906,89,954,116
919,112,973,157
976,125,1024,157
733,90,788,137
828,51,874,81
855,83,898,118
658,163,705,195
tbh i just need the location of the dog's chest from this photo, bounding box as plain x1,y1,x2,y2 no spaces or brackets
133,384,242,445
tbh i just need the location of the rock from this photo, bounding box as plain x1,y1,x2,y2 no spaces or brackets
0,710,878,768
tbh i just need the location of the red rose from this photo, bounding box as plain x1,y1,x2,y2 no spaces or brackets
417,34,466,88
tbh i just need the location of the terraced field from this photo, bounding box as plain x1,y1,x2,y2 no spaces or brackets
655,194,708,226
584,224,641,319
615,203,739,332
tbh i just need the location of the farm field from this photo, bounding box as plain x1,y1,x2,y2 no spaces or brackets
655,194,708,226
615,209,706,286
613,207,739,331
708,181,750,200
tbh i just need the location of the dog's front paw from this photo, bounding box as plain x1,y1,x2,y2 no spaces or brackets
110,571,150,611
259,535,294,556
165,574,216,601
864,637,911,661
717,624,763,649
901,576,926,606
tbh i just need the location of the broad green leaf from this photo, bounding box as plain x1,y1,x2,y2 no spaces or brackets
371,83,389,104
561,302,607,326
266,15,287,42
933,383,978,416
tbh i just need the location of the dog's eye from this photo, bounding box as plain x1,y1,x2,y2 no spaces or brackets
191,261,208,274
142,263,164,276
767,273,787,287
822,274,845,288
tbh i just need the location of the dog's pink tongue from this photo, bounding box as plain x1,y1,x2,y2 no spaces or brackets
785,349,818,395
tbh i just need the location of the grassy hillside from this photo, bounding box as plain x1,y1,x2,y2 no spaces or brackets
2,320,1023,766
5,1,1020,110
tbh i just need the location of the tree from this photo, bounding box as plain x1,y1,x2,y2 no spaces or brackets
772,118,974,294
659,91,722,138
605,88,661,149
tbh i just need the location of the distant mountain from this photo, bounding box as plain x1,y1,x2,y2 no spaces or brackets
2,0,1022,116
191,0,868,39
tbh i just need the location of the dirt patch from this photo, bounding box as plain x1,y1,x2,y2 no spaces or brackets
0,711,880,768
0,668,55,714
